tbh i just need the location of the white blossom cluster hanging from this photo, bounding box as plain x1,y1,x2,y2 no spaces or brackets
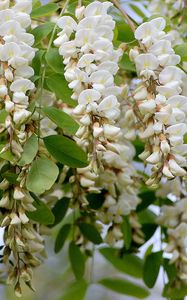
128,17,187,186
158,188,187,281
0,1,45,296
0,0,35,159
54,1,123,183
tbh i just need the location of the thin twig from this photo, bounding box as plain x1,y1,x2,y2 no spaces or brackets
110,0,136,32
111,0,146,51
78,0,82,7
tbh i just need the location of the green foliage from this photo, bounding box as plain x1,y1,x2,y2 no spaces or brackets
175,43,187,61
52,197,70,227
100,247,143,278
163,282,187,299
46,74,76,107
26,157,59,194
0,109,8,123
69,242,85,280
45,48,65,74
32,22,54,46
31,3,59,18
137,190,156,211
18,134,38,166
119,53,136,72
78,223,103,244
116,22,135,43
0,143,14,162
42,107,79,135
120,216,132,250
99,278,149,298
44,135,88,168
55,224,71,253
163,258,177,283
27,193,55,225
58,280,88,300
2,172,18,184
143,251,163,288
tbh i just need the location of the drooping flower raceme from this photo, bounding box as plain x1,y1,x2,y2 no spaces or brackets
96,139,144,245
0,1,45,296
0,0,35,158
54,1,143,243
127,17,187,186
158,188,187,282
54,1,123,189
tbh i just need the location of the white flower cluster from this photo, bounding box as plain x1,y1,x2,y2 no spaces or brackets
54,1,123,179
128,17,187,185
0,0,35,158
96,140,144,244
158,196,187,281
0,1,45,296
0,180,45,296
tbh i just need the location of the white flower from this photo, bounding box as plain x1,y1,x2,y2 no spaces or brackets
77,53,96,74
0,0,9,10
103,124,120,138
84,1,113,17
10,79,34,93
90,70,114,92
57,16,77,35
135,53,159,73
13,109,31,124
139,99,156,114
59,41,77,58
168,159,186,176
78,89,101,105
97,95,119,119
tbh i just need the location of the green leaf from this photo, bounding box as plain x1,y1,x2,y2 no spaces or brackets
45,48,64,74
18,134,38,166
32,49,45,75
163,258,176,283
100,247,143,278
0,143,14,162
58,280,88,300
138,209,156,224
163,282,187,299
79,223,103,244
27,193,55,225
174,43,187,61
119,53,136,72
26,157,59,194
0,109,8,123
121,216,132,250
55,224,71,253
42,107,79,135
46,74,76,107
143,251,163,288
31,3,59,18
32,22,54,46
32,0,41,9
44,135,88,168
2,172,18,184
116,22,134,42
137,190,156,211
52,197,70,227
62,209,80,226
69,241,85,280
99,278,149,298
87,192,105,210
